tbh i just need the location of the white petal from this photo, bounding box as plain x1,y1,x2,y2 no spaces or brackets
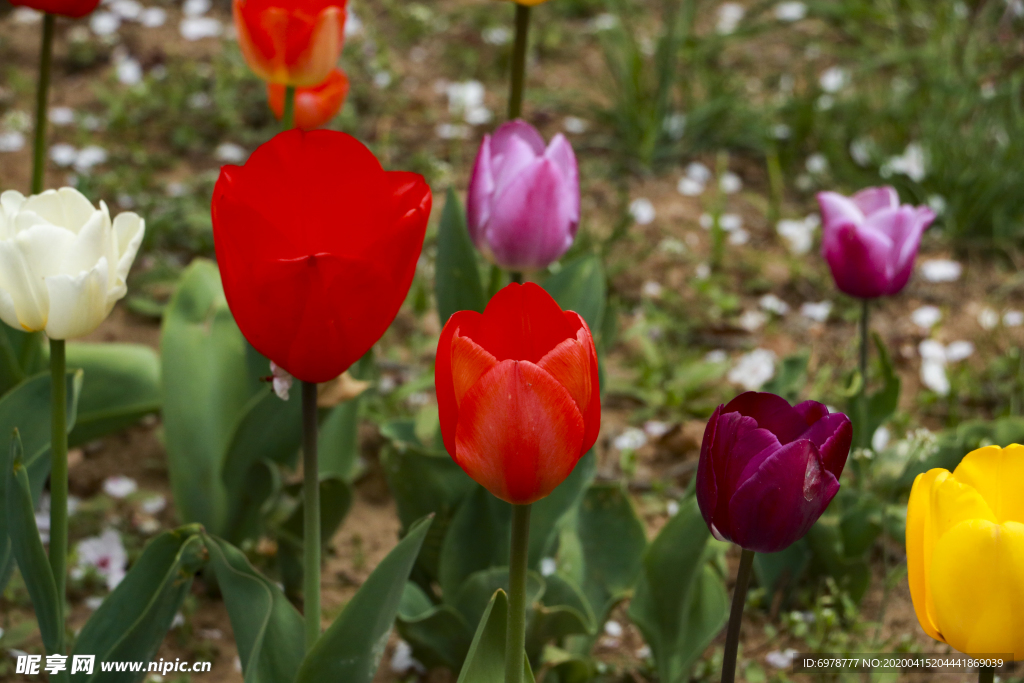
22,187,97,233
111,213,144,291
61,209,111,277
44,259,112,339
0,225,77,331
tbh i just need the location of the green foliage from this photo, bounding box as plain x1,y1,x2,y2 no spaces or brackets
542,255,607,337
846,334,900,451
455,590,536,683
434,188,486,327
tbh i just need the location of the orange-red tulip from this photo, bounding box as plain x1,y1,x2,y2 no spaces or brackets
10,0,99,17
233,0,346,87
268,68,349,130
435,283,601,505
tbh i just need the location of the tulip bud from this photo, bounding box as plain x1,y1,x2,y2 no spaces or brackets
10,0,99,18
907,445,1024,660
233,0,346,87
817,186,935,299
0,188,144,340
696,392,852,553
268,68,349,130
435,283,600,504
466,120,580,272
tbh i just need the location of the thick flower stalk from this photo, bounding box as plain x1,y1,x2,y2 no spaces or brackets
233,0,347,87
907,445,1024,661
268,68,349,130
466,121,580,273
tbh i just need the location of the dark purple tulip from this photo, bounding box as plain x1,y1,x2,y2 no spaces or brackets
696,392,853,553
817,186,935,299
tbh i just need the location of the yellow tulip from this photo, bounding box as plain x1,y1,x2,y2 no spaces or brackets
906,444,1024,660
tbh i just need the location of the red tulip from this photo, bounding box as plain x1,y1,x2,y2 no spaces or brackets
233,0,346,87
435,283,601,504
268,68,349,130
211,129,431,383
11,0,99,17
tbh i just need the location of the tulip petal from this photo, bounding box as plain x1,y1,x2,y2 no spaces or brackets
930,471,998,540
851,186,899,216
821,219,895,299
451,332,498,407
454,359,584,504
537,331,591,418
728,440,839,553
44,258,112,340
22,187,97,234
0,224,77,332
436,310,484,457
906,468,945,644
722,391,810,444
930,519,1024,659
817,191,865,228
951,444,1024,524
564,311,601,453
696,405,723,532
793,399,829,426
471,283,576,364
797,412,852,479
466,135,495,246
111,212,145,292
490,120,546,159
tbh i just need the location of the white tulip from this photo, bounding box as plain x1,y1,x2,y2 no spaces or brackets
0,188,144,339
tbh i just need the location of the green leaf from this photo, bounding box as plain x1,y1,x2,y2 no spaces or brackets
761,352,809,402
451,567,544,629
294,515,433,683
161,259,261,536
205,535,305,683
805,518,871,603
224,459,281,543
72,526,207,683
848,333,901,450
0,327,40,396
753,539,811,604
279,475,353,546
396,582,472,669
434,187,486,327
529,451,596,569
319,396,363,481
542,254,607,334
529,574,595,651
6,432,62,656
627,496,727,683
0,370,82,594
439,487,510,599
64,343,160,447
575,483,647,622
455,590,536,683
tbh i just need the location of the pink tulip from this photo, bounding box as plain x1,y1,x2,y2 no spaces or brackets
817,186,935,299
467,120,580,271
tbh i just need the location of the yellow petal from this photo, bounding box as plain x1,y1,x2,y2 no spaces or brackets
931,470,998,540
907,469,945,643
930,519,1024,660
953,444,1024,524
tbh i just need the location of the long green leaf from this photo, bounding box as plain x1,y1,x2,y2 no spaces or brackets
319,396,362,481
205,535,305,683
434,187,485,326
294,515,433,683
455,590,535,683
541,254,607,334
72,526,207,683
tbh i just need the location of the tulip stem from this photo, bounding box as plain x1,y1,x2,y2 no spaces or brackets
721,548,755,683
283,85,297,131
508,3,531,120
32,13,55,194
510,271,523,284
505,503,531,683
301,380,321,651
979,666,995,683
859,298,870,390
48,338,67,654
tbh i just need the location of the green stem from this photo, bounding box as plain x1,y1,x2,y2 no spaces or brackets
48,338,67,654
487,264,504,299
979,666,995,683
505,504,531,683
710,151,728,272
508,3,531,120
859,298,870,391
301,380,320,651
766,143,784,228
721,548,755,683
282,85,297,131
509,271,523,284
32,13,56,194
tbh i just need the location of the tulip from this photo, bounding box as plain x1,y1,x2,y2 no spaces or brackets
10,0,98,17
211,128,431,384
466,120,580,272
267,68,349,130
233,0,346,87
907,445,1024,660
817,186,935,299
435,282,600,505
696,391,852,553
0,188,144,340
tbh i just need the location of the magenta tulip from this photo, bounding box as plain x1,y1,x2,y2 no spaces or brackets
466,120,580,271
696,392,852,553
817,186,935,299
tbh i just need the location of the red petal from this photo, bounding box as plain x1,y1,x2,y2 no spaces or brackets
537,331,591,423
454,360,584,504
468,283,575,363
564,311,601,452
451,332,498,406
436,310,483,457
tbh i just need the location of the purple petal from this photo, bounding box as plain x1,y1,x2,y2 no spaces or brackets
886,206,935,295
490,132,545,200
821,220,895,299
544,134,580,229
817,191,865,229
490,120,546,158
727,440,840,552
696,405,722,533
817,414,852,479
793,400,829,426
723,391,809,444
851,186,899,217
466,135,495,246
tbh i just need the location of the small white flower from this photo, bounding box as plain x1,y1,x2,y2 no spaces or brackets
719,172,742,194
720,214,742,231
75,145,108,174
111,0,142,19
819,66,849,93
604,620,624,638
0,132,26,153
373,71,392,89
695,263,711,280
182,0,210,16
215,142,246,163
805,153,829,175
179,16,223,40
698,213,714,230
116,57,143,86
563,116,588,134
636,645,652,659
766,649,799,669
737,310,767,332
1005,310,1024,327
759,294,789,315
50,144,78,167
919,339,947,362
344,7,363,37
666,500,680,516
776,217,817,255
920,259,962,283
978,307,999,330
642,280,663,298
658,237,686,255
663,113,687,140
774,1,807,21
139,6,167,27
928,195,947,216
800,301,832,323
540,557,557,576
910,305,942,331
49,107,75,126
629,198,656,225
881,142,926,182
270,361,293,401
849,137,874,166
103,475,137,499
482,26,512,45
613,427,648,451
677,177,704,196
705,349,728,363
728,349,776,390
436,123,469,140
141,495,166,514
872,426,891,452
85,596,104,610
390,641,425,674
12,7,42,22
590,13,618,31
921,360,949,396
644,420,671,438
945,340,975,362
171,612,185,628
75,529,127,591
773,123,792,139
90,11,121,36
686,162,712,183
716,3,745,34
